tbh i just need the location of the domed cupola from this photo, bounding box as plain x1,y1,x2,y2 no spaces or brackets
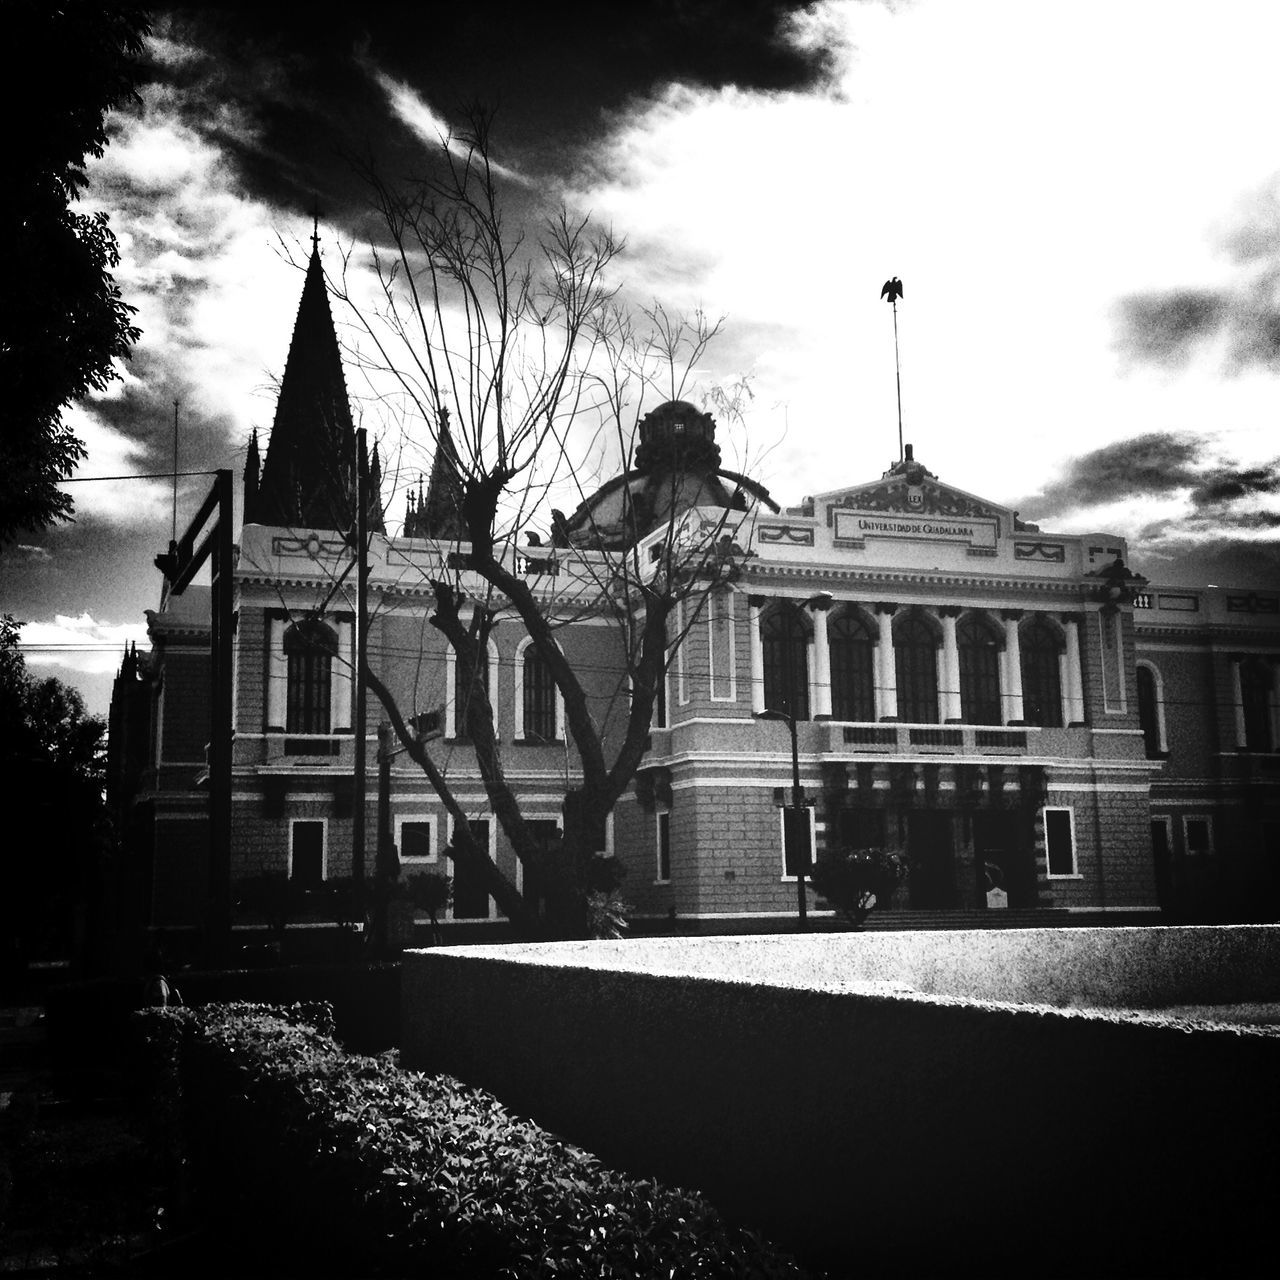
552,397,777,550
634,400,722,473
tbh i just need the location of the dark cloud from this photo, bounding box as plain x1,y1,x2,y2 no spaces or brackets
1190,464,1280,508
1116,177,1280,372
149,2,837,229
1115,290,1224,368
1012,436,1280,589
1026,431,1201,509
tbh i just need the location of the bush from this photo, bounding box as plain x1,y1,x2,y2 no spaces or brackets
136,1003,815,1277
809,847,907,927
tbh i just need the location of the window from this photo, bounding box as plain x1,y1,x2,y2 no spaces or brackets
1136,663,1167,757
894,611,939,724
958,614,1002,726
1184,816,1214,857
1240,657,1276,752
830,611,876,721
519,818,560,915
521,645,558,742
1043,807,1077,876
285,619,337,734
396,816,436,863
780,806,815,879
448,818,492,919
290,819,326,890
656,811,671,883
1021,616,1064,728
762,607,810,720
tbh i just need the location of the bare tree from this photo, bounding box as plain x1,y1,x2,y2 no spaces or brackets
323,112,763,939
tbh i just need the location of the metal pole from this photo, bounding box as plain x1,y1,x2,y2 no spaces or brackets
789,713,807,930
892,297,903,463
352,429,369,886
210,470,234,960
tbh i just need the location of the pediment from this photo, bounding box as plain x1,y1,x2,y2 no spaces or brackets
814,462,1009,523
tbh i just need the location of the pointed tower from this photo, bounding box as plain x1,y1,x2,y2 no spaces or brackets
246,234,383,532
405,406,465,539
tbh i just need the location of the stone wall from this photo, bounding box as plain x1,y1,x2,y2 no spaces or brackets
403,928,1280,1274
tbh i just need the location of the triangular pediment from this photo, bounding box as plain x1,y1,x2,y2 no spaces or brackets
813,455,1010,523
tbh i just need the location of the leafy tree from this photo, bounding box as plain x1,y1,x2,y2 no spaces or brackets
809,848,908,928
0,616,111,976
0,2,149,544
311,112,761,940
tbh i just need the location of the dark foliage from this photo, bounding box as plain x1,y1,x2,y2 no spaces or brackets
809,847,907,927
135,1003,816,1277
0,616,111,974
0,2,150,543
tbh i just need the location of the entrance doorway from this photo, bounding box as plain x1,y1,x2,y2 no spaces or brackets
908,811,955,909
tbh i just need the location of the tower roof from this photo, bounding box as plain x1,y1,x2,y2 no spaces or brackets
246,242,382,533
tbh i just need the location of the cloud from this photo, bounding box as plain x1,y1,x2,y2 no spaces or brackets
19,614,150,678
1013,432,1280,586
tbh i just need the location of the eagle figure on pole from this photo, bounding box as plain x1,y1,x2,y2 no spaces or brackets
881,277,905,460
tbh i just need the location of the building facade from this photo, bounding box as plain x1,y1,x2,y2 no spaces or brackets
111,252,1280,938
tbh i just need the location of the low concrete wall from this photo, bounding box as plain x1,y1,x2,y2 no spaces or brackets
402,927,1280,1275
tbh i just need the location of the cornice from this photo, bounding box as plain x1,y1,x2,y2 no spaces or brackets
741,562,1090,599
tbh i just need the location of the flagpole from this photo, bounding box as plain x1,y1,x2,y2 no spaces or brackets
881,277,904,462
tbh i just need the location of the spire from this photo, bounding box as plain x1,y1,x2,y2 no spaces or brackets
243,427,261,521
252,235,360,530
367,440,384,534
406,407,465,539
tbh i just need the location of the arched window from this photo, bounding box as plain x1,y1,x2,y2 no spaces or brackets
958,613,1003,726
894,611,939,724
830,610,876,722
762,607,810,720
522,645,558,742
1136,663,1166,758
453,644,490,743
1021,616,1064,728
284,619,337,734
1240,657,1275,752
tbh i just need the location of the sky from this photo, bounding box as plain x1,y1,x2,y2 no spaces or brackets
8,0,1280,717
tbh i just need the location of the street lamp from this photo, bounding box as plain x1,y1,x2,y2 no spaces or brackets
755,592,833,931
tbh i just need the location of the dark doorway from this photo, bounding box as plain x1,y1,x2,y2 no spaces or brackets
972,812,1026,908
290,821,324,891
449,819,491,919
908,811,955,909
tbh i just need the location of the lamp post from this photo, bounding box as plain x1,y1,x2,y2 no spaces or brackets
753,591,832,931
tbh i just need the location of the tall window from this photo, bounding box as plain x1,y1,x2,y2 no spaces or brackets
1021,616,1064,728
1136,663,1166,757
762,607,810,720
290,819,325,889
1240,657,1275,752
522,645,557,742
830,611,876,721
958,613,1002,726
449,819,492,919
894,611,939,724
656,811,671,883
453,645,490,743
1044,807,1076,877
284,619,337,733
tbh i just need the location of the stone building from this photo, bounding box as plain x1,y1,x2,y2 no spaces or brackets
110,248,1280,939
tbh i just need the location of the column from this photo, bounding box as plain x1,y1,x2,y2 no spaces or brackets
332,618,354,732
748,595,766,715
811,597,833,719
1002,611,1025,725
1062,614,1085,725
939,608,962,723
267,615,287,729
875,603,898,721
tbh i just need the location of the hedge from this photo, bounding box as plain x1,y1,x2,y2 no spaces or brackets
135,1002,818,1278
